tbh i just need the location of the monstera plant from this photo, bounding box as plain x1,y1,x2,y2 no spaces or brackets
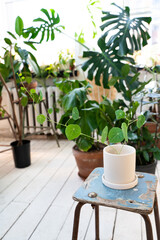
82,3,152,90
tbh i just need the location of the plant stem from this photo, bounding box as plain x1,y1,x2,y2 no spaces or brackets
9,45,23,145
0,73,19,141
60,31,90,51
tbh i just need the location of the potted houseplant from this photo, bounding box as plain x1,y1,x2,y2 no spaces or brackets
80,3,160,173
0,17,41,168
54,77,146,179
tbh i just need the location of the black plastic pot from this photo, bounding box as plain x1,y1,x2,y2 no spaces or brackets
11,140,31,168
136,160,157,174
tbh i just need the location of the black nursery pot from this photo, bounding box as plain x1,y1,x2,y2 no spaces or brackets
11,140,31,168
136,160,157,174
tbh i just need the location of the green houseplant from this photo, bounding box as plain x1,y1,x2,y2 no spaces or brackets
80,3,160,172
0,16,41,168
53,77,146,178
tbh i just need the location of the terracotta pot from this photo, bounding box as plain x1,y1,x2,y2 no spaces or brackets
23,80,38,91
145,122,160,133
72,145,104,179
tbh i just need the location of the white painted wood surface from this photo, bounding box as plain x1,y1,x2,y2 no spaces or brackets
0,139,159,240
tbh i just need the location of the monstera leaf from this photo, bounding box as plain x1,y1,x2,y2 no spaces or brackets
23,8,64,45
99,3,151,55
82,4,151,89
82,49,134,89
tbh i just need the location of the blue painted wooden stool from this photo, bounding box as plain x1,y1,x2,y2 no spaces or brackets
72,167,160,240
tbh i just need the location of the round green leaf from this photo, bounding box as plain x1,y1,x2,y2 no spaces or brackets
37,114,46,124
101,126,108,143
72,107,79,120
108,127,124,144
15,16,24,36
76,136,93,152
65,124,81,140
30,89,36,94
48,108,53,114
121,122,128,142
115,109,125,120
137,115,145,128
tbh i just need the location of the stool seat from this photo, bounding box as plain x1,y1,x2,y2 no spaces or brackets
72,167,160,240
73,167,157,215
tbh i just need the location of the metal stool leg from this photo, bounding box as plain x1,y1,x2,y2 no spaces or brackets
95,205,100,240
154,194,160,240
141,214,153,240
91,204,100,240
72,202,85,240
42,101,60,147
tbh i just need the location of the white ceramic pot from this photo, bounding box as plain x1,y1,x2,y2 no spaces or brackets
102,144,138,189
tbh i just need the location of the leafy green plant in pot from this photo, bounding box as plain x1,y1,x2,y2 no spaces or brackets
0,18,40,168
80,3,159,173
54,77,145,180
25,75,146,187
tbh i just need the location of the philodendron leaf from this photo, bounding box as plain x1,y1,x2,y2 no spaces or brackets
101,126,108,143
76,136,93,152
121,122,128,142
37,114,46,124
143,151,149,162
115,109,125,120
72,107,79,120
15,16,24,36
108,127,124,144
108,76,119,86
65,124,81,140
154,150,160,160
137,115,145,128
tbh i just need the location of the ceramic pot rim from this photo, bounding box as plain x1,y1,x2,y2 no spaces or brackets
103,144,135,157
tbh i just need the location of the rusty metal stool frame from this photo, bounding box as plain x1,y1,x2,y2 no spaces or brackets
72,168,160,240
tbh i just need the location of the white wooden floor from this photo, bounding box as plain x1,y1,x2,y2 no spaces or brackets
0,139,160,240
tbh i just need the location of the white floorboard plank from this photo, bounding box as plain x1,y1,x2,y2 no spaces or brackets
29,167,83,240
113,210,141,240
0,140,67,212
85,207,116,240
2,146,76,240
0,202,29,238
14,141,70,203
